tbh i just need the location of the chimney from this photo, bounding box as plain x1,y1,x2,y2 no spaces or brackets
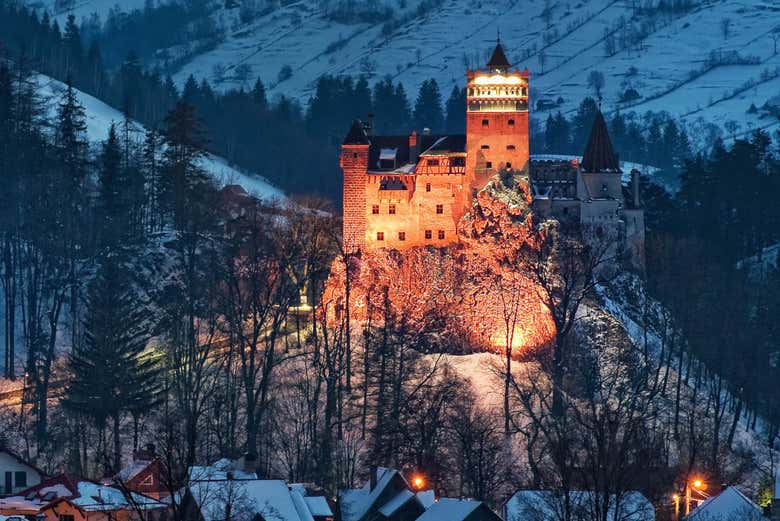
631,169,640,208
369,465,378,491
364,113,374,136
243,452,257,475
409,131,418,164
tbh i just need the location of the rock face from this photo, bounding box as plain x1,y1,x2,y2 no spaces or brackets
323,176,556,355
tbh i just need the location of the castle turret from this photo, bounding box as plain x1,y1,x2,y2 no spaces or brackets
466,36,530,190
341,120,370,253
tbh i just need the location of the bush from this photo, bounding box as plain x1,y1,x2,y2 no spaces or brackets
621,88,641,102
278,64,293,83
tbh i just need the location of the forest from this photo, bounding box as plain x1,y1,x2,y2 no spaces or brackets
2,0,780,518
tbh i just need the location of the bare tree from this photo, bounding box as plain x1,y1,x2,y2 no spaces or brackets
720,17,732,40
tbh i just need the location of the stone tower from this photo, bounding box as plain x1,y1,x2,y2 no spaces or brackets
340,120,370,253
465,37,530,191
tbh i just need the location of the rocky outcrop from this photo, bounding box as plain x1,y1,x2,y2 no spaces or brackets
323,176,556,355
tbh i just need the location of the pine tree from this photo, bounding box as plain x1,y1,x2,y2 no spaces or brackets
414,79,443,133
98,124,123,249
252,78,267,110
444,85,465,134
63,259,160,473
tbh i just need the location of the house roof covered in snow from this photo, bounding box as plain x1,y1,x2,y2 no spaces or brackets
505,490,654,521
188,464,331,521
0,474,164,514
417,498,499,521
685,486,764,521
339,467,426,521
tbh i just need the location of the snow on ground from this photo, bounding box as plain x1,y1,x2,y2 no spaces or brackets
26,0,148,22
150,0,780,150
34,74,284,201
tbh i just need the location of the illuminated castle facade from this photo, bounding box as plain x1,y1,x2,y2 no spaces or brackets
340,39,644,269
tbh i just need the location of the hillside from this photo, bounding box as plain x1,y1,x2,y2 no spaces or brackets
43,0,776,147
35,74,284,201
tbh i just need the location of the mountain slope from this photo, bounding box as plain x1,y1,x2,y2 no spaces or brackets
35,74,284,201
156,0,780,144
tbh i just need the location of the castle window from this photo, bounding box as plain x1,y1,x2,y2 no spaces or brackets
389,204,396,215
438,230,445,240
508,119,515,126
451,157,465,166
481,145,490,150
377,232,384,241
372,205,379,215
486,161,493,169
426,183,431,192
482,119,489,127
353,152,358,158
436,204,443,214
507,145,516,150
426,159,440,166
425,230,432,240
398,231,406,241
506,162,512,169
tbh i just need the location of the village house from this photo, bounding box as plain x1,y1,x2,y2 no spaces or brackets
340,38,644,271
0,474,166,521
684,486,766,521
182,458,333,521
110,444,168,500
339,468,500,521
0,448,43,496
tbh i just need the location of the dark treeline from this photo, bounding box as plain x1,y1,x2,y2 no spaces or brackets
540,97,693,172
0,0,467,202
635,130,780,482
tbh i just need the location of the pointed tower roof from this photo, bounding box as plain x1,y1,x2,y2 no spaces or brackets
581,111,621,173
343,119,369,145
486,35,511,71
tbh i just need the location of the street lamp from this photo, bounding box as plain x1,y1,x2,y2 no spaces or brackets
684,477,709,516
411,474,425,491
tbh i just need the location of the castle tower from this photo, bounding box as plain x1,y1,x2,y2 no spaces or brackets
578,110,622,200
341,120,370,252
466,37,530,190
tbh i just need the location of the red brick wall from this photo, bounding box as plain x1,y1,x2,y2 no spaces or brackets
340,144,369,252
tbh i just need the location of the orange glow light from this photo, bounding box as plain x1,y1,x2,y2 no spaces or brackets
693,480,702,489
412,475,425,489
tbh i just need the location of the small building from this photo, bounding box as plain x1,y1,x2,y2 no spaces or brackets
111,445,168,500
0,448,44,496
0,474,166,521
685,486,765,521
339,468,430,521
505,490,654,521
183,459,333,521
417,498,501,521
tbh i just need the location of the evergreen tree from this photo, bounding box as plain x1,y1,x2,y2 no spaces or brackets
444,85,465,134
372,77,410,134
571,97,598,152
63,259,160,473
98,124,123,249
414,79,443,133
252,78,267,110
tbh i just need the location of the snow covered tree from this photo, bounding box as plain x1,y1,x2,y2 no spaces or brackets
63,258,160,473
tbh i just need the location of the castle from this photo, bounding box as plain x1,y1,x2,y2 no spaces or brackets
340,39,644,270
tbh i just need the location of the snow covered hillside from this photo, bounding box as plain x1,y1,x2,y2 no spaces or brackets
116,0,780,145
35,74,284,201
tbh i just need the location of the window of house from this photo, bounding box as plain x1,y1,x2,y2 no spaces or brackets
507,145,516,150
425,230,432,240
486,161,493,169
436,204,443,214
482,119,489,127
4,472,11,495
508,119,515,126
60,515,75,521
426,183,431,192
438,230,445,240
372,205,379,215
389,204,396,215
398,231,406,241
140,474,155,486
481,145,490,150
14,472,26,488
377,232,384,241
451,157,465,166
